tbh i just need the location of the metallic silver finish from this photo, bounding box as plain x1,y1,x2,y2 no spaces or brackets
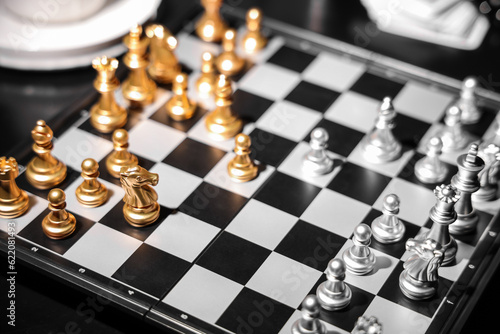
291,295,326,334
316,258,352,311
458,76,481,125
371,194,405,244
440,105,470,152
302,128,334,176
343,224,376,275
415,137,448,184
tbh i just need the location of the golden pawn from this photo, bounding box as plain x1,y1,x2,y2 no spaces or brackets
122,24,157,108
42,188,76,240
120,165,160,227
26,120,67,189
145,24,181,84
215,28,245,76
106,129,138,178
166,73,197,121
228,133,258,182
75,159,108,208
195,51,216,97
242,8,267,53
205,75,242,140
195,0,227,42
0,157,29,218
90,56,127,133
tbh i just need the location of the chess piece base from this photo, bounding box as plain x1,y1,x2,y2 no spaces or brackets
361,137,402,164
42,213,76,239
342,248,376,276
196,74,216,97
227,160,258,183
371,217,405,244
195,16,226,42
123,202,160,227
0,190,29,218
75,184,108,208
399,270,437,300
316,281,351,311
90,104,127,134
414,159,448,184
215,53,245,77
242,32,267,53
166,98,196,121
472,185,497,202
302,155,334,176
106,153,139,179
26,157,67,190
205,111,242,141
449,213,478,235
122,77,156,108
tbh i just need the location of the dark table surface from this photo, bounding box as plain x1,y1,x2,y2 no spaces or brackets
1,0,500,333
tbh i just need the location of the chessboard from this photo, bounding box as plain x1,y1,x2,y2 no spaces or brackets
2,6,500,334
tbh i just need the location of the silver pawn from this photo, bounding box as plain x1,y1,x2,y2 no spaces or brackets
316,258,352,311
352,316,382,334
343,224,376,275
458,76,481,124
371,194,405,244
302,128,334,176
440,105,470,152
291,295,326,334
474,144,500,202
450,144,485,235
361,97,402,164
415,137,448,184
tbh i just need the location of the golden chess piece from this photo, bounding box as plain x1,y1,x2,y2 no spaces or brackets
90,56,127,133
166,73,197,121
215,28,245,76
26,120,67,190
122,24,157,108
42,188,76,240
106,129,139,178
242,8,267,53
195,51,216,97
205,74,242,140
120,165,160,227
75,158,108,208
145,24,181,84
227,133,258,182
195,0,227,42
0,157,30,218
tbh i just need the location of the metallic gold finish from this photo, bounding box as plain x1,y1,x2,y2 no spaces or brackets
120,165,160,227
205,75,242,140
90,56,127,133
215,28,245,76
75,158,108,208
166,73,197,121
106,129,138,178
0,157,29,218
146,24,181,84
228,133,258,182
195,51,216,97
242,8,267,53
26,120,67,189
122,24,157,107
195,0,227,42
42,188,76,239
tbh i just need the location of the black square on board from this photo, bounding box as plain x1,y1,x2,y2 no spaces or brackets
17,166,80,199
305,119,364,158
112,243,190,298
18,209,95,255
254,172,321,217
328,162,391,206
162,138,226,178
392,113,432,149
248,128,297,167
98,153,156,187
350,72,405,101
99,202,171,241
285,81,340,113
378,261,453,318
216,287,295,334
462,106,497,138
233,89,274,123
197,232,271,285
267,45,316,73
275,220,346,271
179,182,248,228
149,105,208,133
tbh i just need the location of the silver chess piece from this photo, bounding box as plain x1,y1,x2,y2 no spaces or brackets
414,136,448,184
316,258,352,311
474,144,500,202
291,295,326,334
399,238,444,300
440,105,470,152
352,316,382,334
343,224,376,275
458,76,481,124
371,194,405,244
449,144,485,235
361,97,402,164
481,112,500,148
417,184,460,266
302,128,334,176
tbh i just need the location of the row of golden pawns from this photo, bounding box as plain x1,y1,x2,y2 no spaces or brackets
0,5,267,237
